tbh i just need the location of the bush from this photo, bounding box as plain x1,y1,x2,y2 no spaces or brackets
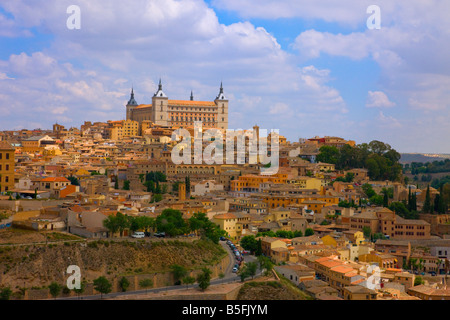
87,241,98,248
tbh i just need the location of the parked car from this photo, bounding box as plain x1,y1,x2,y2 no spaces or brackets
220,236,226,241
242,250,250,255
154,232,166,238
430,271,436,276
232,267,238,273
131,232,145,239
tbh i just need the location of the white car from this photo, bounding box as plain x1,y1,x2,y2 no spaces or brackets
131,232,145,239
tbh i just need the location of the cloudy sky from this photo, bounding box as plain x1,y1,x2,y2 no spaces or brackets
0,0,449,153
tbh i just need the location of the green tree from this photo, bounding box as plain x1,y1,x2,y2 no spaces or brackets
93,276,112,299
304,228,314,237
171,264,188,285
182,276,196,289
370,194,384,206
115,212,130,237
49,282,62,299
316,145,340,164
240,235,258,253
435,184,446,214
382,190,389,208
257,256,274,276
119,277,130,292
123,180,130,191
366,158,380,180
150,193,163,203
188,212,225,243
196,267,212,291
155,209,188,237
255,238,263,256
362,183,377,198
139,278,153,294
0,287,12,300
246,262,258,279
389,202,416,219
362,226,372,239
414,276,424,286
103,214,120,237
73,281,86,299
114,176,119,190
238,264,250,282
185,176,191,196
422,185,433,213
368,140,391,155
67,176,79,186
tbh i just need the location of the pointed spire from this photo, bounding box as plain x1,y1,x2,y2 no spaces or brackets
190,90,194,101
216,81,226,100
153,78,167,98
127,86,138,106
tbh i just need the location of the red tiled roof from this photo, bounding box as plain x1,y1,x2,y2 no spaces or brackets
40,177,70,182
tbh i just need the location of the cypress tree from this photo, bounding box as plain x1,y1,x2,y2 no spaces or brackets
422,185,433,214
383,191,389,208
411,191,417,212
407,187,412,211
437,184,446,214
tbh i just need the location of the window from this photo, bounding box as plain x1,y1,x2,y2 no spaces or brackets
6,153,9,160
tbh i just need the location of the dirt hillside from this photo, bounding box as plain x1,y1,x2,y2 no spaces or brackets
0,238,226,289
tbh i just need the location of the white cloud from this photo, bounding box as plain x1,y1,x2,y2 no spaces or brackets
293,30,373,60
0,0,348,136
269,103,290,115
377,111,401,128
366,91,396,108
1,0,448,152
0,72,14,80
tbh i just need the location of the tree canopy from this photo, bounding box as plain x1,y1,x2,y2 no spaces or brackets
316,140,402,181
155,209,189,237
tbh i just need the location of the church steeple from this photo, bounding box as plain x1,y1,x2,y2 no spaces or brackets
190,90,194,101
154,78,167,98
215,82,227,101
127,87,138,106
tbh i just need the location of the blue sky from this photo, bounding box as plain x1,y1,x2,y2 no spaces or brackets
0,0,449,153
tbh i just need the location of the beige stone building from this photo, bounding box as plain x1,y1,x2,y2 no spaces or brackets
126,81,229,130
0,141,15,193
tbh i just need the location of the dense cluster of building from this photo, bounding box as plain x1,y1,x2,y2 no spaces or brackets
0,83,449,300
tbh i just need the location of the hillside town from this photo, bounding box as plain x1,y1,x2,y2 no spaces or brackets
0,84,449,301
